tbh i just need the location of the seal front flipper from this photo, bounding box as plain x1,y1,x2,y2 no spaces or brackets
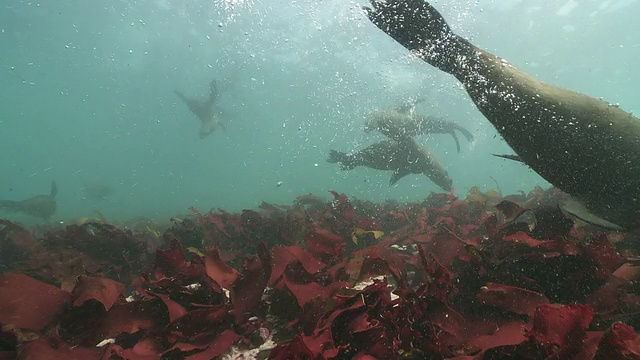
390,168,410,186
560,198,623,231
395,97,427,114
493,154,523,162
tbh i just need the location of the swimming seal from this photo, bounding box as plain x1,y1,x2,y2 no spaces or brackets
175,80,225,139
328,138,453,191
364,0,640,229
364,106,474,153
0,181,57,220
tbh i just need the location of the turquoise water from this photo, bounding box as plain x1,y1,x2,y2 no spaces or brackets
1,0,638,224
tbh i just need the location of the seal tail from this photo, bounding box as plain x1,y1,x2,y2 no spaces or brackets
364,0,472,75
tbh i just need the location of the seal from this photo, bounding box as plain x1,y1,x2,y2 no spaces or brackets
0,181,57,220
364,106,474,153
364,0,640,229
327,138,453,191
175,80,225,139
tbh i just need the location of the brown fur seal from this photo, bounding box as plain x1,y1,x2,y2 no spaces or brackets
328,138,453,191
365,0,640,229
364,107,474,153
175,80,225,139
0,181,57,220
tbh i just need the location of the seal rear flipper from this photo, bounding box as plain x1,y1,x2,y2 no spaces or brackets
364,0,470,74
454,124,474,143
560,198,624,231
389,168,410,186
447,130,461,153
327,150,356,170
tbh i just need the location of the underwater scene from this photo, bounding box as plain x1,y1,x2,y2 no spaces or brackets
1,0,640,358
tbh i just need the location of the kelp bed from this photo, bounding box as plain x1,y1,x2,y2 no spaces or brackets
2,188,640,360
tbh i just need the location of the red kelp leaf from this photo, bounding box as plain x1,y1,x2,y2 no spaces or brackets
0,274,71,331
283,278,335,308
101,339,164,360
342,258,365,282
351,327,395,359
423,227,470,266
154,293,188,322
418,246,454,303
17,336,103,360
583,233,624,280
154,238,187,279
593,322,640,359
0,220,39,265
73,300,166,344
352,245,405,269
183,329,241,360
270,332,334,360
168,306,231,342
230,243,271,322
588,265,640,316
329,191,359,223
464,319,528,353
495,200,526,219
190,208,231,238
305,229,345,264
425,299,466,341
71,276,125,311
502,231,550,249
204,248,239,288
270,246,326,285
477,283,550,316
530,304,593,346
356,257,400,283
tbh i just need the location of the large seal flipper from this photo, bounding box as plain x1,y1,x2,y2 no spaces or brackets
365,0,640,229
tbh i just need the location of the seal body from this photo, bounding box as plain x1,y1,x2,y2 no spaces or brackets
328,138,453,191
175,80,225,139
365,0,640,229
365,108,474,153
0,181,57,220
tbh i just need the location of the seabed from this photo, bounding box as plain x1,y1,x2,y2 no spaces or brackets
1,186,639,359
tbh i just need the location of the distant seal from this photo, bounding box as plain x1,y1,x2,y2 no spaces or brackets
364,106,474,153
175,80,225,139
365,0,640,229
0,181,57,220
328,138,453,191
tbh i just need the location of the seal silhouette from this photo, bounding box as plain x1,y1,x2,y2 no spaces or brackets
0,181,57,220
328,138,453,191
175,80,225,139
